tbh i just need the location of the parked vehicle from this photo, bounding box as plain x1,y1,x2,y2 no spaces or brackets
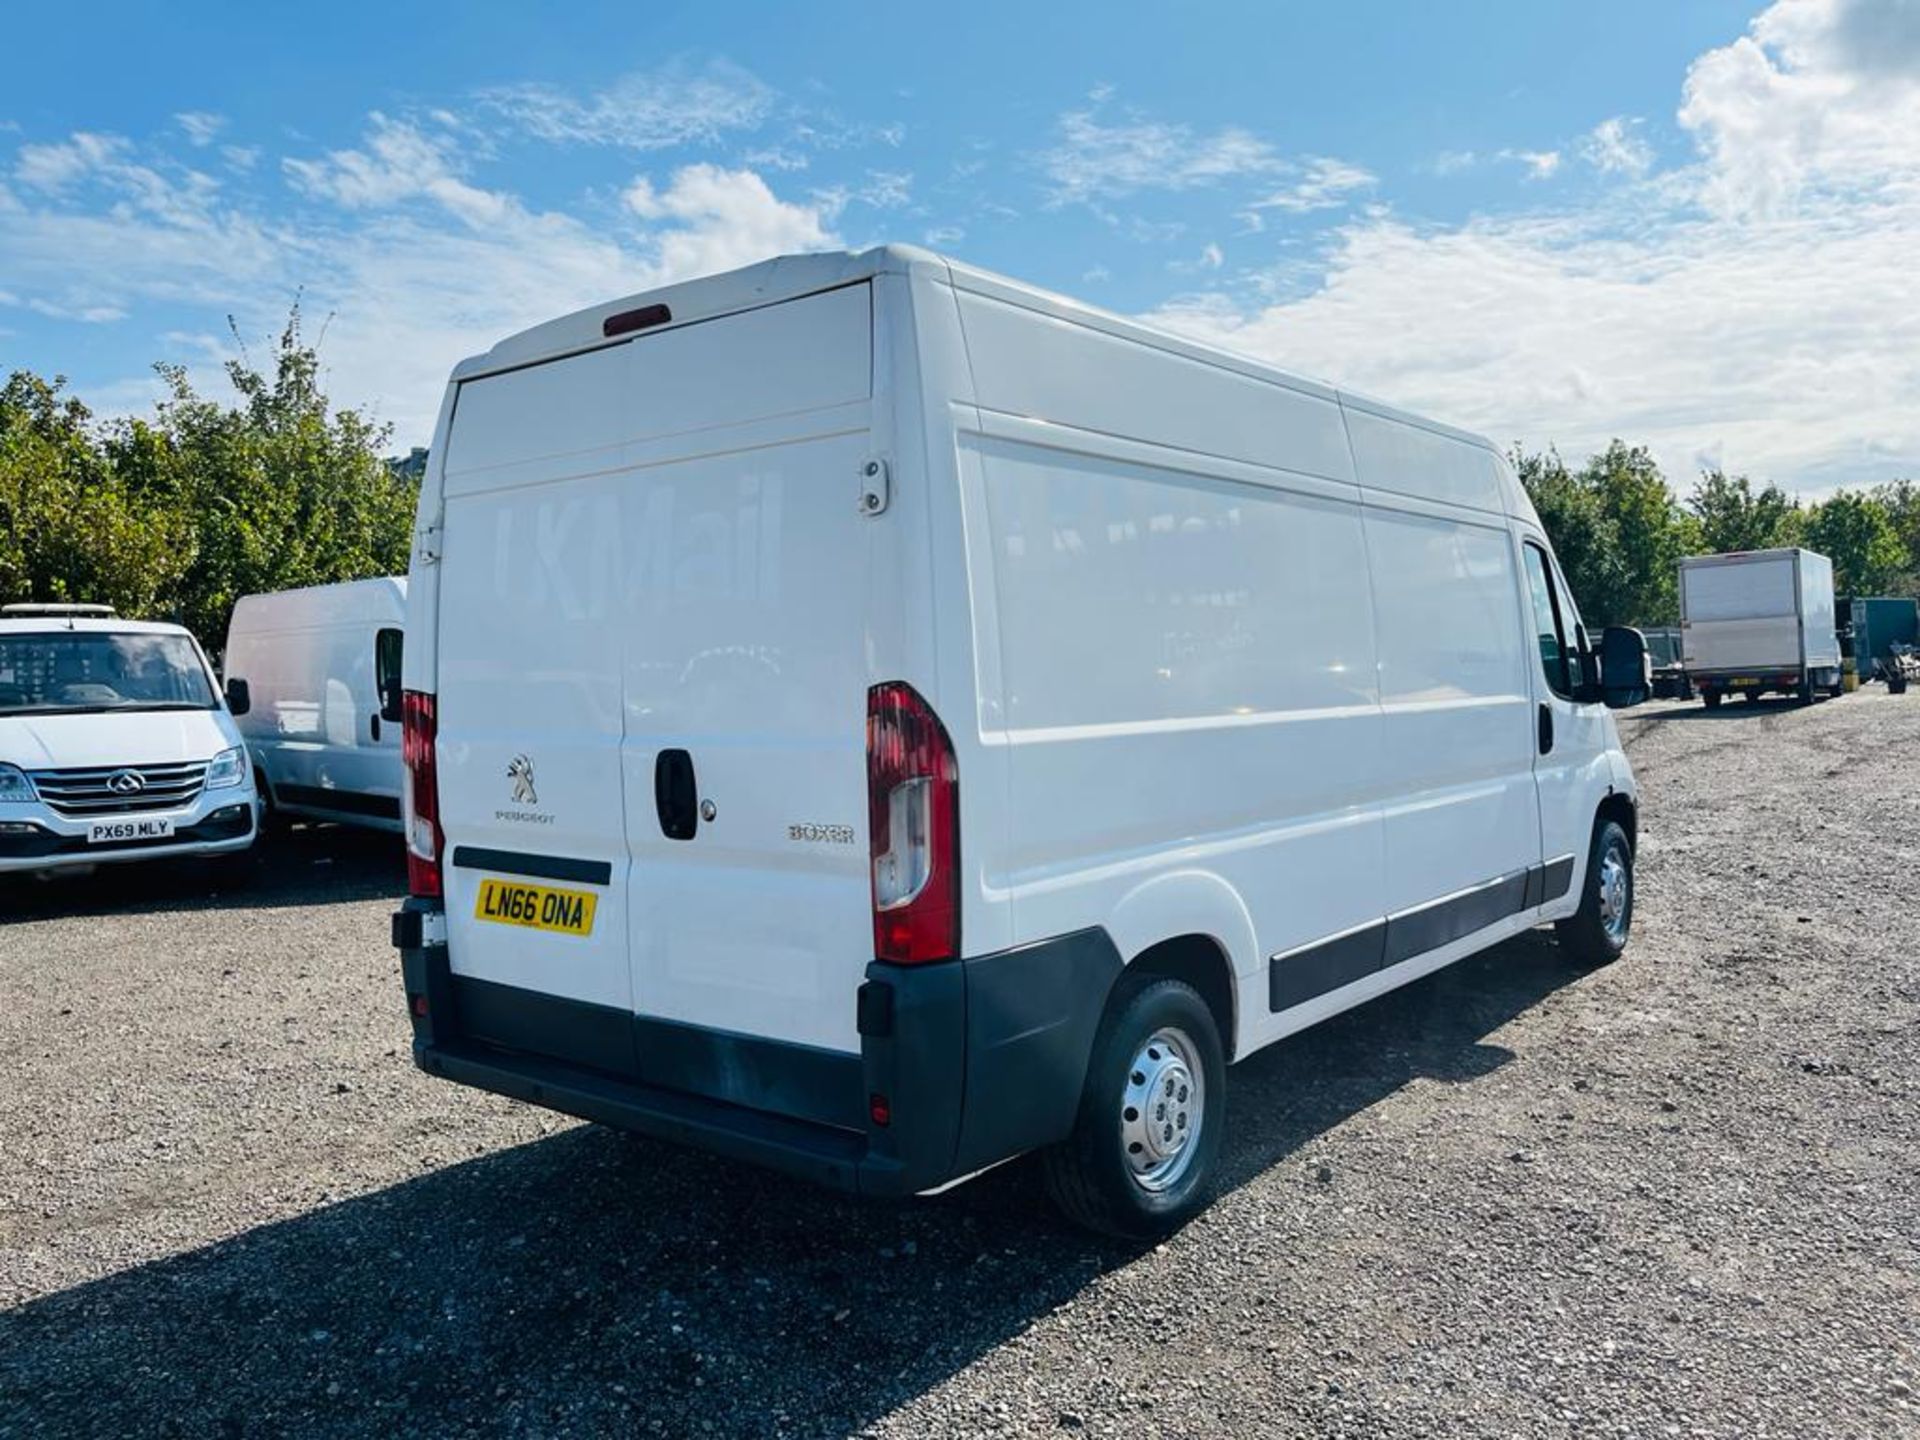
0,604,257,874
1850,597,1920,684
222,578,407,832
1679,549,1842,707
390,246,1648,1235
1641,626,1693,700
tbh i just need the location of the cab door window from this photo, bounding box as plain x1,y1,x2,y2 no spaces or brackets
1522,542,1573,699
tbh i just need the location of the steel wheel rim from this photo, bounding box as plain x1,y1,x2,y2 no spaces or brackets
1598,840,1631,941
1120,1026,1204,1193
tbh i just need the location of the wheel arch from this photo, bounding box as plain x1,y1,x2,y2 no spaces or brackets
1596,789,1637,853
1103,869,1258,1061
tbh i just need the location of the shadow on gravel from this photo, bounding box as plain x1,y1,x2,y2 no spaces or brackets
0,823,404,924
0,931,1584,1438
1627,696,1832,723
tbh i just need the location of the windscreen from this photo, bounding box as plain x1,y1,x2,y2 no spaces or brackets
0,631,217,715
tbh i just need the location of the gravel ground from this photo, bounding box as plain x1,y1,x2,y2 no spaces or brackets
2,691,1916,1438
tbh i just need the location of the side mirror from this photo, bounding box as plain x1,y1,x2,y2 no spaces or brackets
225,678,251,716
1598,625,1649,709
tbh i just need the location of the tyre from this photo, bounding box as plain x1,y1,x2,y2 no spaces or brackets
1796,678,1814,705
1042,976,1226,1238
1702,690,1721,709
1555,819,1633,967
255,772,293,838
1890,670,1908,696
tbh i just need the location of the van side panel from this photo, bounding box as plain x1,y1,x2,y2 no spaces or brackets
967,428,1387,1018
954,290,1356,485
1361,497,1539,920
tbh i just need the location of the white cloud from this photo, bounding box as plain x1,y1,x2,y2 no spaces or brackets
1433,149,1479,176
15,132,132,190
1680,0,1920,217
1251,156,1376,213
922,224,964,247
480,60,773,150
3,113,841,446
1144,0,1920,493
175,112,226,147
1039,109,1284,204
623,163,838,281
1200,241,1224,269
1581,116,1654,176
1500,148,1563,181
856,169,912,209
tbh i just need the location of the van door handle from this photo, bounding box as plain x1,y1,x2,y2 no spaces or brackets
1537,704,1554,755
370,714,381,744
655,749,699,841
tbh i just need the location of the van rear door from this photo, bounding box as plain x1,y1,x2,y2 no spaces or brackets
616,288,877,1124
435,285,879,1107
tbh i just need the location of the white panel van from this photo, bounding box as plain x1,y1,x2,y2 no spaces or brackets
0,605,258,874
223,578,407,832
391,247,1648,1235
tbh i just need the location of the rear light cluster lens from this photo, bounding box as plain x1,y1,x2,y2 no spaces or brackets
866,682,959,964
401,690,442,898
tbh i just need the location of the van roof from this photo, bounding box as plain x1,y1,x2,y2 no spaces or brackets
228,576,408,632
0,617,194,637
450,244,1498,456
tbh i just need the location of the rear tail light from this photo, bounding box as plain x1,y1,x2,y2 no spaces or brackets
867,682,959,964
401,690,442,898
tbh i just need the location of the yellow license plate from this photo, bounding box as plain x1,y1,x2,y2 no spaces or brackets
474,878,597,937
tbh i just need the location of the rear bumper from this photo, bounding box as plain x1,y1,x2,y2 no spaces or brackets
394,901,1120,1197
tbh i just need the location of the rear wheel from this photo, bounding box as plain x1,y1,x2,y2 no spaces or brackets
1702,690,1722,710
1042,976,1225,1238
1796,678,1814,705
1555,819,1633,967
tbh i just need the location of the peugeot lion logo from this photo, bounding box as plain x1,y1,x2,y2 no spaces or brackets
507,754,538,806
107,770,146,795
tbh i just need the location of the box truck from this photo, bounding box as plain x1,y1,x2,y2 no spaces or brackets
1679,549,1842,707
222,578,407,832
390,246,1649,1234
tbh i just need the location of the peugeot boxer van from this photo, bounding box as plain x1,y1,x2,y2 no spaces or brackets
392,246,1648,1235
0,605,258,874
223,577,407,832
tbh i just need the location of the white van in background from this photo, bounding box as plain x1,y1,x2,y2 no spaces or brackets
0,604,257,874
391,246,1648,1235
223,578,407,832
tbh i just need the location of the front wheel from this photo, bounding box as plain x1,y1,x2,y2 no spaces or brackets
1555,819,1634,966
1042,976,1226,1238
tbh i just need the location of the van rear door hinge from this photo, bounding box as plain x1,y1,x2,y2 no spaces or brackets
857,458,890,516
417,521,443,565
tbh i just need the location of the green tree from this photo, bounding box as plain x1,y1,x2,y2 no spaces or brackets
1513,446,1632,625
1580,441,1698,626
1687,469,1804,553
1869,479,1920,589
2,307,419,647
0,372,190,615
1802,490,1909,596
100,308,419,643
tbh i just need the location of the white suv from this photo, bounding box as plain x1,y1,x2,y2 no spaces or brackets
0,605,258,874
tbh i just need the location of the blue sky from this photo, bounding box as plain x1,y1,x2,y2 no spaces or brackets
3,0,1916,493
